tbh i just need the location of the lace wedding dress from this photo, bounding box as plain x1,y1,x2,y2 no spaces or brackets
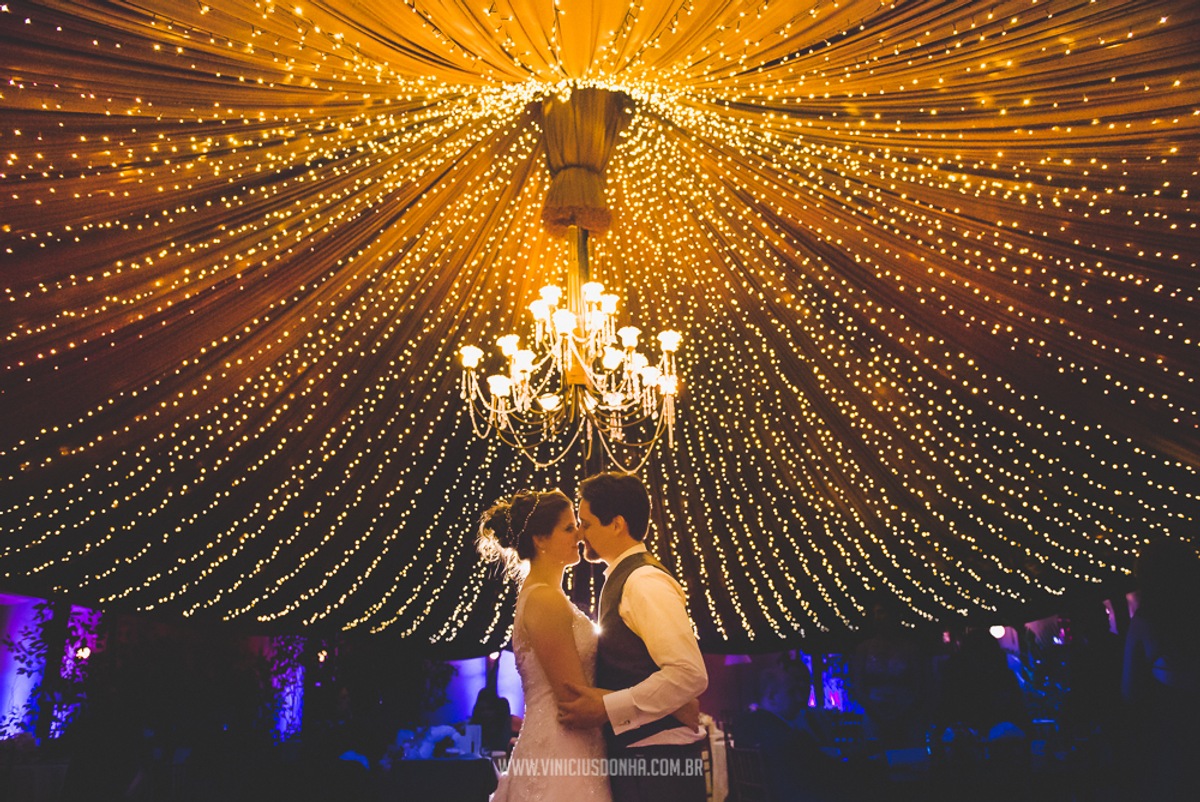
491,582,612,802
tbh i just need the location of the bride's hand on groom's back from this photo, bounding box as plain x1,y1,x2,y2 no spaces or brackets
671,698,701,731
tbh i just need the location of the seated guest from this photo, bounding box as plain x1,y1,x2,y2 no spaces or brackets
470,687,513,753
738,659,816,739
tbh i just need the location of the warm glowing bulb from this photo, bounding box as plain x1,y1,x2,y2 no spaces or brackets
581,281,604,303
529,299,550,322
618,326,641,349
539,285,562,306
496,334,520,356
657,330,682,352
989,625,1007,639
512,349,535,373
602,347,624,371
460,345,483,369
537,393,562,412
487,374,513,397
587,310,607,333
599,293,619,314
552,309,576,334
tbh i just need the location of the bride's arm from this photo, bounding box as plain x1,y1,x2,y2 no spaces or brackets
523,585,591,706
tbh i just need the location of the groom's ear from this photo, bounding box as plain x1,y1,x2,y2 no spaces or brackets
612,514,628,537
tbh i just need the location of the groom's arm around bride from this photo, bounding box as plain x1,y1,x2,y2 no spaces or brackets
558,472,709,802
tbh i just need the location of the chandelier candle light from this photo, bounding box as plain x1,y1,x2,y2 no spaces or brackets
459,273,681,470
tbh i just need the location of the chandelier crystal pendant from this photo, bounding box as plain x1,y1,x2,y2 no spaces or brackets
458,275,681,471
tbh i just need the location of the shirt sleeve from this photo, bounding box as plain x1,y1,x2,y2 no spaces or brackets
602,565,708,735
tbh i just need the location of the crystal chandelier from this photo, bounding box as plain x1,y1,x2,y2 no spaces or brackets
458,250,681,471
457,87,681,471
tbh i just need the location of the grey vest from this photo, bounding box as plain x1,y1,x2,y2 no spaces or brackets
596,551,686,749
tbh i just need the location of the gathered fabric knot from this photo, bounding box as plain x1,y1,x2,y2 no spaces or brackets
537,87,634,237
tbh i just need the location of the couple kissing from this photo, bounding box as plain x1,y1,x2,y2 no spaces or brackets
478,472,708,802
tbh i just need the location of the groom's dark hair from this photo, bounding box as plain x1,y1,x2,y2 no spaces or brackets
579,472,650,541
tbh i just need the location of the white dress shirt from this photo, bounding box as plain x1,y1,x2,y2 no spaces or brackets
600,544,708,746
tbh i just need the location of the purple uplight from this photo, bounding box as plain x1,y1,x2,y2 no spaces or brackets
0,594,45,738
267,636,305,742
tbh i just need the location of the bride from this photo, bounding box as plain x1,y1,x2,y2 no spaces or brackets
478,489,611,802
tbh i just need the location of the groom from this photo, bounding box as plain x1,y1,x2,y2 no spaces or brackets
559,472,708,802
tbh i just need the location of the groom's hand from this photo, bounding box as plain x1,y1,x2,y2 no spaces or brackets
557,681,610,729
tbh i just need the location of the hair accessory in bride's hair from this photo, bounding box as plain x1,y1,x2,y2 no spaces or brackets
513,492,542,544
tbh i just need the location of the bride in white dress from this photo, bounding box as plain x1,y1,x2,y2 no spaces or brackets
478,490,612,802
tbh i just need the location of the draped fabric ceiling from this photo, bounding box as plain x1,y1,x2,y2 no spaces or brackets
2,0,1198,653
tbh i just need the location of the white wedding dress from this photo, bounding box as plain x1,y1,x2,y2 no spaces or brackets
491,582,612,802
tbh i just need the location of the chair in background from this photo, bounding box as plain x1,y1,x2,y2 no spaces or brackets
704,713,730,802
700,745,714,801
726,744,774,802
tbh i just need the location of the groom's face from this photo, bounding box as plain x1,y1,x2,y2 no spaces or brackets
577,499,614,564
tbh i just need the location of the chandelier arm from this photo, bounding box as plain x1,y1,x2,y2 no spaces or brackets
525,366,559,398
604,396,654,416
501,405,565,428
599,402,662,428
505,415,589,470
586,404,668,475
463,392,496,439
596,428,664,449
485,426,530,451
480,413,568,463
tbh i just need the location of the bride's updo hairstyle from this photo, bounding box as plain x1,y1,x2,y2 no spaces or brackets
478,489,572,578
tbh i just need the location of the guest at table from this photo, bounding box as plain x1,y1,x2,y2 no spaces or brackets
738,659,816,739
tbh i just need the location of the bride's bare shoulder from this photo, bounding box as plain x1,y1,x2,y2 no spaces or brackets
521,584,572,626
